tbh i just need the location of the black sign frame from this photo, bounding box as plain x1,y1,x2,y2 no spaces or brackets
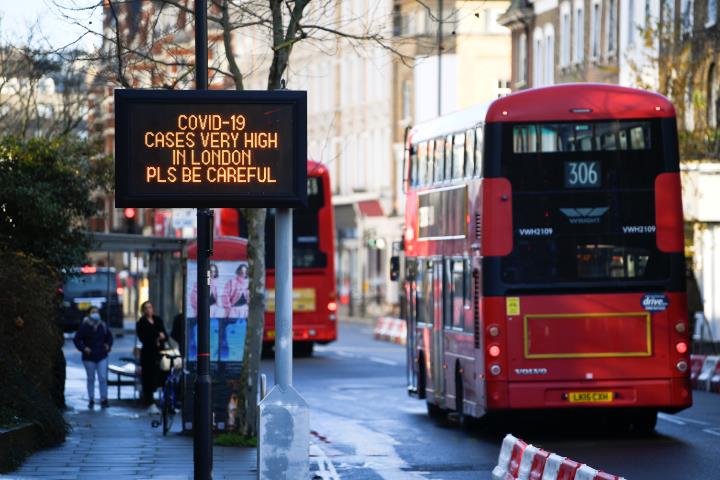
115,89,307,208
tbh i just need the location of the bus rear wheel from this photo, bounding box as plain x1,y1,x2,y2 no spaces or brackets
630,409,657,433
294,341,314,357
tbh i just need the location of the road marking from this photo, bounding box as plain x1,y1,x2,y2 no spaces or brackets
334,351,356,358
672,416,711,426
369,356,399,366
702,428,720,437
310,443,341,480
658,413,686,425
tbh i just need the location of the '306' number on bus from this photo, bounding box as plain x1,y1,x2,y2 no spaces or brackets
564,161,600,188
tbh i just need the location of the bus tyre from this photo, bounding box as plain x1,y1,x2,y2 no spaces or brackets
294,341,314,358
631,410,657,433
426,400,445,419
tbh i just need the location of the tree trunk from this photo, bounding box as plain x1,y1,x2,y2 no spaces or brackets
238,207,266,437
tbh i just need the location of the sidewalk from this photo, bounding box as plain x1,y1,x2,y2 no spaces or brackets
7,337,256,480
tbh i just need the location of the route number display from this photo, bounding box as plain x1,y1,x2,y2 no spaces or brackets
564,161,600,188
115,89,307,207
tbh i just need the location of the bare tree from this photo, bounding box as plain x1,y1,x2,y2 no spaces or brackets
54,0,405,437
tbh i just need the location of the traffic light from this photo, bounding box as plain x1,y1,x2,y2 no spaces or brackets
123,208,138,233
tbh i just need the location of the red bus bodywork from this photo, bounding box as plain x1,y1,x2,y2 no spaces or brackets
217,160,337,348
402,85,691,421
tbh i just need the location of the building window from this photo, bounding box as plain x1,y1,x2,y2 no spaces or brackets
663,0,675,37
518,32,528,85
591,1,601,59
709,65,718,128
708,0,717,27
628,0,636,45
533,27,544,86
574,2,584,63
560,2,571,66
681,0,694,36
544,24,555,84
607,0,617,54
684,82,695,131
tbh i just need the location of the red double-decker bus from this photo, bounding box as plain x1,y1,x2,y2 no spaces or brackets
399,84,691,430
218,160,337,356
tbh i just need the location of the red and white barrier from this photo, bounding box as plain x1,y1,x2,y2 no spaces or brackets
493,434,625,480
373,317,406,345
492,434,526,480
690,354,707,389
696,355,720,391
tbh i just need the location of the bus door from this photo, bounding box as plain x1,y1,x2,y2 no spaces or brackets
429,259,445,404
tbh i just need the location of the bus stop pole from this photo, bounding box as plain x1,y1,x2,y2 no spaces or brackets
194,0,213,479
275,208,293,387
257,209,309,479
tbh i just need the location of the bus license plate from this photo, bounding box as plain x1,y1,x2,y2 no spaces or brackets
568,391,613,403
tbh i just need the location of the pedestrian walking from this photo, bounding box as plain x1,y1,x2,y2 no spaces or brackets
137,301,168,412
73,307,113,409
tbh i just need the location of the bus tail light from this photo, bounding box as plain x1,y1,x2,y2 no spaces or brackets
488,325,500,337
676,360,688,372
327,301,337,312
489,364,502,376
675,341,688,354
488,344,501,358
675,322,687,333
117,287,124,296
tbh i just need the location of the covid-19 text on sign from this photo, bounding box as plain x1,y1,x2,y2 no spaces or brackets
114,90,307,207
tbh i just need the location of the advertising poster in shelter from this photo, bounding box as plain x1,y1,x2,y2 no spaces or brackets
183,258,248,432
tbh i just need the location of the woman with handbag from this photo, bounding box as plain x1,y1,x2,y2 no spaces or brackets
137,301,168,412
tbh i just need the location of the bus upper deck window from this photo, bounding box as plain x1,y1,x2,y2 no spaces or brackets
465,129,475,177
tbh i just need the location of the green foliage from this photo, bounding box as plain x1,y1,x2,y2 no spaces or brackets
0,136,112,270
214,432,257,447
0,252,68,450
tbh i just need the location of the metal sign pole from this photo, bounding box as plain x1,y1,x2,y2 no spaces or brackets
275,208,293,387
258,208,309,479
194,1,213,479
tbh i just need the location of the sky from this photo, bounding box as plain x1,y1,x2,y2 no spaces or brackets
0,0,102,50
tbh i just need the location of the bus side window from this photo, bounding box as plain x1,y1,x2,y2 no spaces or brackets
445,134,454,181
451,259,464,330
418,142,427,186
463,259,473,332
416,259,425,324
434,137,444,183
475,126,484,177
465,129,475,177
410,144,418,186
427,139,435,185
453,132,465,179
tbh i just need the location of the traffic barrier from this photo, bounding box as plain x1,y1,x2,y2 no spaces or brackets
493,435,626,480
690,354,707,389
697,355,720,391
373,317,406,345
516,444,549,480
492,434,527,480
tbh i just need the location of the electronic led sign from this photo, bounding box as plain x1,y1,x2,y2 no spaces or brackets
115,89,307,207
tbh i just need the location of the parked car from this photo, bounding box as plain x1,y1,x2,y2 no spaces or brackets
58,266,123,331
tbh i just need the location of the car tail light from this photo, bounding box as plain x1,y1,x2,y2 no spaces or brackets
488,345,501,358
81,265,97,274
327,301,337,312
676,341,688,354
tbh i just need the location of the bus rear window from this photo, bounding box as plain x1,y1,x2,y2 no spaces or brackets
513,121,651,153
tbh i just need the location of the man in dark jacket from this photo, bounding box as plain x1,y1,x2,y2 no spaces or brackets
73,307,113,408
